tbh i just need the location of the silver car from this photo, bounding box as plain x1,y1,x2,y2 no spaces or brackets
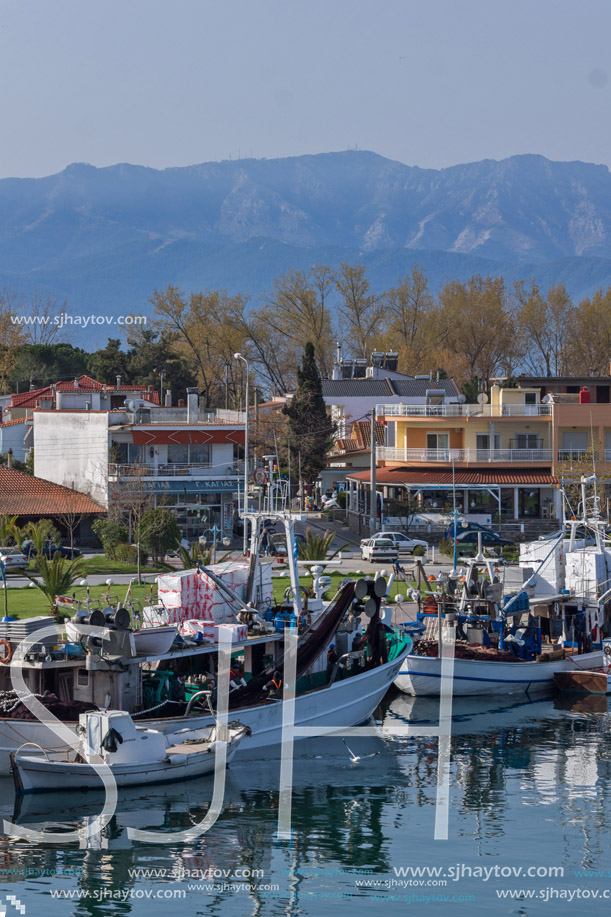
360,532,428,556
0,547,29,570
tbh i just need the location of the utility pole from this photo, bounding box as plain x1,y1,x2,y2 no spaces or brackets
370,406,377,534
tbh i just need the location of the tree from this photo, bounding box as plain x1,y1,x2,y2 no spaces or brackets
516,280,572,375
24,554,87,615
335,263,383,358
9,342,89,390
140,508,181,562
0,515,21,547
23,519,60,556
283,343,335,487
125,327,197,400
92,519,128,559
436,275,520,385
109,469,156,583
19,293,69,345
150,285,250,408
87,338,130,381
564,287,611,375
383,266,435,373
258,266,335,380
297,529,335,560
0,289,26,386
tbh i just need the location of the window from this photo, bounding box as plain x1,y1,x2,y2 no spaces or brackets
524,392,537,405
426,433,449,459
515,433,540,449
560,431,588,459
190,444,211,465
167,443,189,464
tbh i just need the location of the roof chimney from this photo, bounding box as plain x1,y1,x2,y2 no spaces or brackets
7,448,12,469
186,387,199,422
73,377,79,389
165,390,172,407
116,375,122,390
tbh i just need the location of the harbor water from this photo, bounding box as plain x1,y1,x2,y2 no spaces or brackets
0,688,610,915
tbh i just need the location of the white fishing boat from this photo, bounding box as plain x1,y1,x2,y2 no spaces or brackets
0,456,411,772
10,709,250,795
396,475,610,697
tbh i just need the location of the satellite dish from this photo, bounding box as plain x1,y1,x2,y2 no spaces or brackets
457,394,466,403
127,399,138,413
543,394,552,403
373,577,387,598
477,393,489,404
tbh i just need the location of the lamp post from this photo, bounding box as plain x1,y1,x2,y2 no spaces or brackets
202,525,231,564
234,352,249,556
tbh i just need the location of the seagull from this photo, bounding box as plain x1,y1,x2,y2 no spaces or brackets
342,738,380,763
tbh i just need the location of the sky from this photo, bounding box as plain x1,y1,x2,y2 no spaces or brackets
0,0,610,178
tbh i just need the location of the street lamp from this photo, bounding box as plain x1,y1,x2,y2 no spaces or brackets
234,352,249,556
201,525,231,564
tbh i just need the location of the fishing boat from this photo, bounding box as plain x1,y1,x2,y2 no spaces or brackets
10,709,250,795
0,457,410,773
396,476,611,697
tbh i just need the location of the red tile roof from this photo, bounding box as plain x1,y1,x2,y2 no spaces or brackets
10,375,160,408
347,468,558,486
0,466,105,516
0,418,28,429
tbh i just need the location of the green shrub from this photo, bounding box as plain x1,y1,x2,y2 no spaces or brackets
412,544,426,557
114,543,148,565
336,491,347,509
437,537,454,556
93,519,128,560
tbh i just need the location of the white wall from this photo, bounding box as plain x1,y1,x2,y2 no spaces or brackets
0,422,30,462
34,412,110,506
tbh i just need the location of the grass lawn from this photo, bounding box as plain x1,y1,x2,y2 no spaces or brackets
79,558,171,575
4,569,421,621
3,582,160,620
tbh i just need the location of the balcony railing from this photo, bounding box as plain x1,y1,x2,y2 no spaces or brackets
109,462,243,478
379,403,551,417
557,450,596,462
377,447,553,463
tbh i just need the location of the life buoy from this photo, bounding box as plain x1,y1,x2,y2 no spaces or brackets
0,640,13,664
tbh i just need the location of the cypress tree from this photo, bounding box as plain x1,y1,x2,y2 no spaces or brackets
284,342,334,486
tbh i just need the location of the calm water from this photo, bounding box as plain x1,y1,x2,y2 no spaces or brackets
0,689,610,915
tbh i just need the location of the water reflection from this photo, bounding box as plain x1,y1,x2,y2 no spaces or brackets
0,692,610,914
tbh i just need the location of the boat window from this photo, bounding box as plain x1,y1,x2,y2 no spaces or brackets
77,669,89,686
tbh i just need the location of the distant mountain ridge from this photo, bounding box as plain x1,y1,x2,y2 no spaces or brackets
3,150,611,334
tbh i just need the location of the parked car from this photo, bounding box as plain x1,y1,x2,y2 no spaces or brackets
444,521,495,539
0,547,29,570
360,532,428,556
453,531,513,555
361,538,399,563
268,532,306,557
21,540,81,559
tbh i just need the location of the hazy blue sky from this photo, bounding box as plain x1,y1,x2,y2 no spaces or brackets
1,0,610,178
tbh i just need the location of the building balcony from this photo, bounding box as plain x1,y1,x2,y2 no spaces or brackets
108,462,244,480
557,450,597,462
377,447,553,464
379,403,551,418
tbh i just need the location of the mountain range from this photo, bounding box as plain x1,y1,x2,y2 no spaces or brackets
4,150,611,338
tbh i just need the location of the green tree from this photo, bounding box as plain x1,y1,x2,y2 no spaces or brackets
516,280,572,375
9,342,89,390
23,519,60,556
24,554,87,616
87,338,129,382
140,508,181,562
92,519,129,560
125,328,197,399
283,342,334,487
0,514,21,547
297,529,335,560
335,262,383,358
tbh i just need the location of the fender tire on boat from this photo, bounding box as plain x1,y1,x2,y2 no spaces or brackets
0,640,13,664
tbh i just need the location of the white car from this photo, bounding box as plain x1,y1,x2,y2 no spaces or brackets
360,532,429,556
0,547,29,570
361,538,399,563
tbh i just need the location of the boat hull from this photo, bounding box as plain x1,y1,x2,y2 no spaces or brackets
395,649,603,696
11,738,242,795
0,648,409,774
553,669,611,695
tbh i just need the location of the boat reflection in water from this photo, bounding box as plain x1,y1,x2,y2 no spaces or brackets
1,693,611,914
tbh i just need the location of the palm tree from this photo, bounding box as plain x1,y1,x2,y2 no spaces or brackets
0,514,21,547
24,554,87,615
297,530,335,561
177,543,212,569
23,519,60,557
